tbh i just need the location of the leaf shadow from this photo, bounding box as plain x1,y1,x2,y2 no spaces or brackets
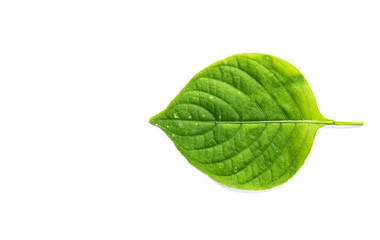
210,177,286,194
318,124,365,133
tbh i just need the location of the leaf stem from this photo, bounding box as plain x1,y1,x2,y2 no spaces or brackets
333,121,364,126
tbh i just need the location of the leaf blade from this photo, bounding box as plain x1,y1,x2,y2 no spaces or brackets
150,53,361,190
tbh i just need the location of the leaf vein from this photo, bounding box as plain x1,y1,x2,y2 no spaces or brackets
193,124,268,165
240,56,305,120
244,123,298,184
220,64,289,120
195,74,268,121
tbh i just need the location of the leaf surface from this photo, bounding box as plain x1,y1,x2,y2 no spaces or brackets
150,53,362,190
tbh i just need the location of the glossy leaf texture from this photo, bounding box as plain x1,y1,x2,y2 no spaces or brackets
150,53,363,190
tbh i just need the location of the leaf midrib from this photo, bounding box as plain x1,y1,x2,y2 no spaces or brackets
153,119,335,124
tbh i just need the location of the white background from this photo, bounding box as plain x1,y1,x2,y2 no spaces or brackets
0,1,379,239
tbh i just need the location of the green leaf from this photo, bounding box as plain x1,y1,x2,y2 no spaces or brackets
150,53,363,190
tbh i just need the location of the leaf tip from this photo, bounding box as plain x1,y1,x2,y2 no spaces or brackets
149,114,159,126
